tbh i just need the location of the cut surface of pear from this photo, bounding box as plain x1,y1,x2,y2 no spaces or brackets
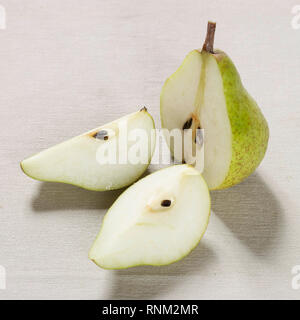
21,108,155,191
89,164,210,269
160,22,269,190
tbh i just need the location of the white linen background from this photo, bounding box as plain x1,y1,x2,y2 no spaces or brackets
0,0,299,299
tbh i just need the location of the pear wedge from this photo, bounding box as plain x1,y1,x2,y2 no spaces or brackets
160,22,269,190
21,108,155,191
89,164,211,269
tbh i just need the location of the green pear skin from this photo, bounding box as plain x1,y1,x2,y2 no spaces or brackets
213,50,269,189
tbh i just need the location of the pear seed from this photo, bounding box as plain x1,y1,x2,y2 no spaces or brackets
94,130,109,140
161,200,172,207
183,118,193,130
195,127,203,147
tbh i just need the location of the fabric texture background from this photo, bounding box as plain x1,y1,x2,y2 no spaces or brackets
0,0,299,299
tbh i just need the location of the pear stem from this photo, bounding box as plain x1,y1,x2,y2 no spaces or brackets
202,21,216,53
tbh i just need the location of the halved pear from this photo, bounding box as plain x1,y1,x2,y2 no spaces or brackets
89,164,210,269
21,108,156,191
160,22,269,190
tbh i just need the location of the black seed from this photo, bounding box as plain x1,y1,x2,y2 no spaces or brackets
161,199,172,207
140,106,147,112
195,127,203,146
94,130,109,140
183,118,193,130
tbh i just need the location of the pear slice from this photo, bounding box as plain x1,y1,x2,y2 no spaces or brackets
89,164,210,269
160,22,269,190
21,108,155,191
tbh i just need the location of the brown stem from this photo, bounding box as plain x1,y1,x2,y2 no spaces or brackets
202,21,216,53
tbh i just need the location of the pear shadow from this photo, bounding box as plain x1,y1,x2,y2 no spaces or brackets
31,168,153,212
31,182,125,212
211,173,284,257
106,241,216,300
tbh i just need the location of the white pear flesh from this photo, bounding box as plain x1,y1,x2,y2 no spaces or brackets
200,53,232,188
89,164,211,269
161,51,231,189
21,109,155,191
